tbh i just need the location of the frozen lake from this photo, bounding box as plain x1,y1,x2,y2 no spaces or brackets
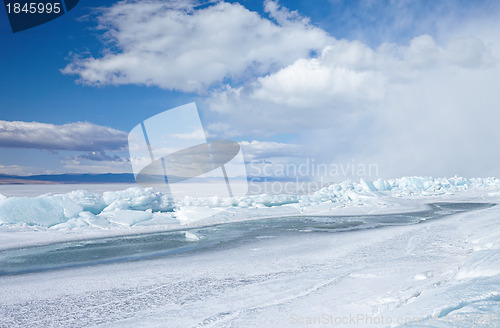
0,178,499,327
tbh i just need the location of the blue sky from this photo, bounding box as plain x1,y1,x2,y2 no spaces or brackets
1,0,500,179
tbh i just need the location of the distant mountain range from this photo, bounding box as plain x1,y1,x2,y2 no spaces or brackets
0,173,136,184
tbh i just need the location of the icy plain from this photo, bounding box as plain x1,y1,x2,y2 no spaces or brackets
0,177,499,327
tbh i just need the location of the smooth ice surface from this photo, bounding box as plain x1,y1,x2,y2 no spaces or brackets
1,202,492,276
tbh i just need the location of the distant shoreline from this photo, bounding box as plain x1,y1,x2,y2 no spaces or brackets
0,173,282,185
0,173,135,185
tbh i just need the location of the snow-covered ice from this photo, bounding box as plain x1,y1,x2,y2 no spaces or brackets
0,176,498,236
0,176,498,327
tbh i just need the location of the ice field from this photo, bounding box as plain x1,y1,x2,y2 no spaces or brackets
0,177,499,327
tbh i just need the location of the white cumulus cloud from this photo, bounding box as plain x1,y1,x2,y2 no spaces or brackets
63,0,331,93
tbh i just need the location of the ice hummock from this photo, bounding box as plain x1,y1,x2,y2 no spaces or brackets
0,176,498,230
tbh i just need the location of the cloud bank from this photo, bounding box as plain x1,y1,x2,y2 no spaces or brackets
0,120,128,151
